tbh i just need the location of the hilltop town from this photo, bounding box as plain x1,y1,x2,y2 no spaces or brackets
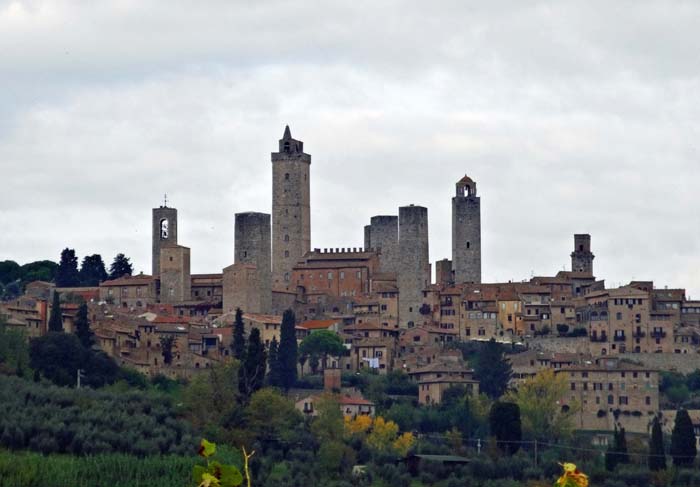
2,125,700,445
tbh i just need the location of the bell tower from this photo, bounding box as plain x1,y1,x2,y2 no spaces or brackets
452,175,481,284
152,196,178,278
271,125,311,286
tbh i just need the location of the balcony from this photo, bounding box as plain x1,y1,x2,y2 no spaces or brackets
632,331,646,338
650,330,667,339
613,335,627,342
590,334,608,343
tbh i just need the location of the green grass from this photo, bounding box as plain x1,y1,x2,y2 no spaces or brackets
0,450,196,487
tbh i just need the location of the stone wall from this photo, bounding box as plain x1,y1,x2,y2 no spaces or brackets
235,212,271,313
524,336,591,354
367,215,399,274
152,206,178,277
618,352,700,374
159,245,190,303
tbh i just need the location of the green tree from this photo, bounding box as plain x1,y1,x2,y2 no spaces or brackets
55,248,80,287
0,320,30,377
74,303,93,348
48,291,63,332
311,393,344,443
474,339,512,399
239,328,266,398
670,408,697,467
278,309,298,390
79,254,108,286
667,384,690,406
109,253,133,279
0,260,21,285
231,308,246,361
182,362,240,434
606,426,629,471
489,401,521,455
19,260,58,287
649,415,666,471
299,330,346,373
244,388,303,450
159,335,177,365
505,368,577,441
267,336,282,387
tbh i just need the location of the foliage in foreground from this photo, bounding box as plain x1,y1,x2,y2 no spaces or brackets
0,375,196,456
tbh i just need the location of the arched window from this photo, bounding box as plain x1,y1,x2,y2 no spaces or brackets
160,219,169,239
285,173,290,180
284,234,290,242
283,142,290,153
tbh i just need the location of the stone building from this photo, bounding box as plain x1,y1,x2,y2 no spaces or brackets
364,215,399,275
571,234,594,276
159,245,191,304
557,356,659,434
398,205,430,328
271,126,311,286
222,263,260,315
233,211,272,313
435,259,453,287
409,361,479,405
152,204,178,278
99,274,157,308
452,175,481,284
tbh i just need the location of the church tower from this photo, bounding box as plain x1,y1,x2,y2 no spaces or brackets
571,234,594,275
152,201,178,278
452,175,481,284
271,126,311,286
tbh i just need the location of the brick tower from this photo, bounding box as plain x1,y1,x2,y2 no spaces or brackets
571,234,594,275
271,125,311,286
452,175,481,284
152,202,178,278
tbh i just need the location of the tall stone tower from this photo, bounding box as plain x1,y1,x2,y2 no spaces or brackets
365,215,399,274
234,212,272,313
452,175,481,284
398,205,430,328
160,245,191,303
152,204,178,278
271,126,311,286
571,234,594,275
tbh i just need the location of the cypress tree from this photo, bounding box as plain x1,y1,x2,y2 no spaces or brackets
474,338,512,399
55,248,80,287
239,327,266,399
649,415,666,471
231,308,246,361
618,426,629,464
48,292,63,332
489,401,522,455
109,253,133,280
278,309,298,390
605,426,629,471
267,336,281,387
74,303,93,348
671,408,697,466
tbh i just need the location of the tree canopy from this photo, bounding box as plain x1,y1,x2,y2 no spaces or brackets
74,303,94,348
473,338,512,399
109,253,133,280
56,248,80,287
505,368,577,441
79,254,108,286
278,309,298,390
299,330,346,373
48,292,63,333
670,408,697,467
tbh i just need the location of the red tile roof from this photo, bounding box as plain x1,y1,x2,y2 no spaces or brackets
298,319,340,330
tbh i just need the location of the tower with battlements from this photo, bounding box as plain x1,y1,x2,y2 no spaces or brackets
271,126,311,287
452,175,481,284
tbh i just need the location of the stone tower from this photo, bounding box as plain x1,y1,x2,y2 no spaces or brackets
571,234,594,275
452,175,481,284
435,258,453,287
365,215,399,274
152,205,178,278
271,125,311,286
398,205,430,328
234,212,272,313
159,245,191,303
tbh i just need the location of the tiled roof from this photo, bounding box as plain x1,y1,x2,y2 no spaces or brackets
298,319,340,330
243,313,282,324
100,275,153,287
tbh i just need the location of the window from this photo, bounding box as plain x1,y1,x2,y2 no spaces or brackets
340,271,345,279
284,234,290,242
284,251,289,258
327,272,333,280
608,395,614,405
284,173,290,180
619,396,628,405
616,312,622,320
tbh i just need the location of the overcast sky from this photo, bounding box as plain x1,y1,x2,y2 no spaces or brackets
1,1,698,298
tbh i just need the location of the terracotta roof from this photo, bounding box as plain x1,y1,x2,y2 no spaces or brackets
151,315,190,324
100,275,153,287
339,395,374,406
408,361,473,376
298,319,340,330
243,313,282,324
344,322,396,332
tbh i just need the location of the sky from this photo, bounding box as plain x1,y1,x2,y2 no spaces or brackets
1,0,698,298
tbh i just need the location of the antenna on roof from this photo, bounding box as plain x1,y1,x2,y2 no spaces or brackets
163,193,168,207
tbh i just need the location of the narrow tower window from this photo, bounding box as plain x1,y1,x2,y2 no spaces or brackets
466,241,470,249
285,173,290,180
284,234,290,242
